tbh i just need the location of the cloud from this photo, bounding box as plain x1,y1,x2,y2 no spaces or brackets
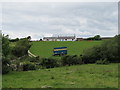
2,2,118,40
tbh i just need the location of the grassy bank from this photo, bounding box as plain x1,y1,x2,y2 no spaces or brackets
30,41,102,58
3,63,118,88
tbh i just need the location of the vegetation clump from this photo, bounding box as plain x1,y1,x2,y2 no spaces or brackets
22,61,36,71
82,35,120,64
40,58,59,68
2,35,32,74
61,55,83,66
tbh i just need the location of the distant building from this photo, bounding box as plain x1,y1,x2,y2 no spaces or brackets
43,35,76,41
76,38,83,41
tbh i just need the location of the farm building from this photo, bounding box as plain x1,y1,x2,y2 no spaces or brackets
76,38,83,41
43,35,76,41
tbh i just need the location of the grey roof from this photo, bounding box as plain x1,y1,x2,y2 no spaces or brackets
58,36,75,39
43,37,57,39
43,36,75,39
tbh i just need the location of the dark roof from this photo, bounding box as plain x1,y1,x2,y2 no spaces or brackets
58,36,75,39
43,36,75,39
43,37,57,39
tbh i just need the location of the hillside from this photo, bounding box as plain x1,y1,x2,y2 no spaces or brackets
30,41,103,58
3,64,118,88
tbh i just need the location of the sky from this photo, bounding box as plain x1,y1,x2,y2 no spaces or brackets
1,2,118,40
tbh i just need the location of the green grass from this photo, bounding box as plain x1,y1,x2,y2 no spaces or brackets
2,64,118,88
30,41,103,58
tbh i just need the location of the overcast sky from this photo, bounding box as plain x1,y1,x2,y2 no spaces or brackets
1,2,118,40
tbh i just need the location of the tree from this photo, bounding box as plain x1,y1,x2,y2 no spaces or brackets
27,36,31,41
12,38,31,57
2,34,11,74
86,35,101,40
40,39,42,41
94,35,101,40
2,35,11,57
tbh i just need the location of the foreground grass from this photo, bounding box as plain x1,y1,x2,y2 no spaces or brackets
3,64,118,88
30,41,102,58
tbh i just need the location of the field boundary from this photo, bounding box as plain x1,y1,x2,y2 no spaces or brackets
28,50,37,57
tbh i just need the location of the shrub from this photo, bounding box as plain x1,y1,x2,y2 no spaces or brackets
61,55,83,66
96,59,109,64
82,46,102,64
2,65,11,74
2,57,11,74
40,58,59,68
29,56,40,62
22,61,36,71
12,38,31,57
82,34,120,64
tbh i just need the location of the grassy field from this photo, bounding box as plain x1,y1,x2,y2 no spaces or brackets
2,64,118,88
30,41,103,58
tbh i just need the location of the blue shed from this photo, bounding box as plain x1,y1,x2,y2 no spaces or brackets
53,47,67,56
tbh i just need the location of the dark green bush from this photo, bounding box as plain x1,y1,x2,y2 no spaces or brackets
22,61,36,71
40,58,59,68
12,38,31,57
82,46,102,64
2,57,11,74
2,65,11,74
29,56,40,62
82,34,120,63
61,55,83,66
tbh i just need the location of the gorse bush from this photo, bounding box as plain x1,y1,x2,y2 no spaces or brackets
61,55,83,66
40,58,59,68
22,61,36,71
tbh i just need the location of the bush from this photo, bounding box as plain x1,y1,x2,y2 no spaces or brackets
40,58,59,68
61,55,83,66
2,57,11,74
20,56,40,62
82,35,120,63
96,59,109,64
82,46,102,64
2,65,11,74
12,38,31,57
22,61,36,71
29,56,40,62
